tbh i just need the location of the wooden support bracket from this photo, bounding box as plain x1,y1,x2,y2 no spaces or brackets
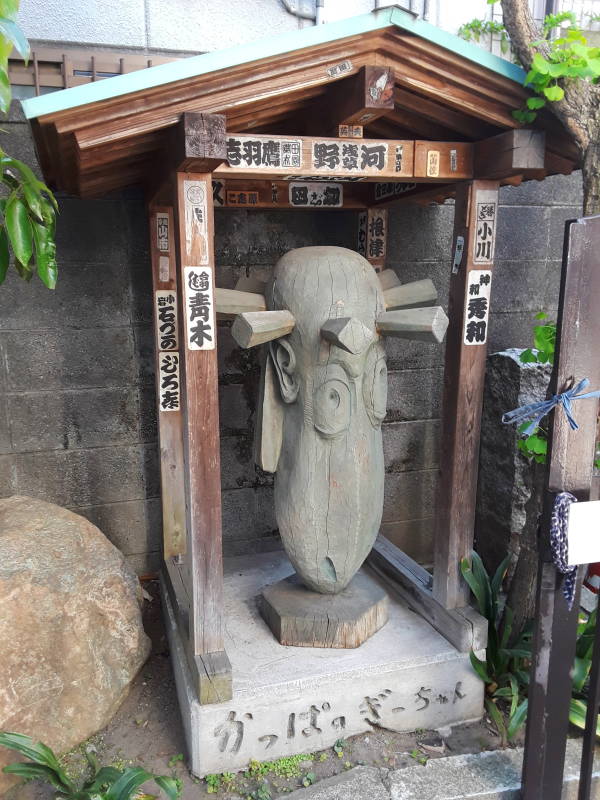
475,129,545,180
310,65,395,133
367,537,487,653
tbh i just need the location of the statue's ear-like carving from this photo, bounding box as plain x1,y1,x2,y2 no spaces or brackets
269,338,299,404
254,354,283,473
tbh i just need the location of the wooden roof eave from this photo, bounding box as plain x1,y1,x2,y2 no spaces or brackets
22,8,581,197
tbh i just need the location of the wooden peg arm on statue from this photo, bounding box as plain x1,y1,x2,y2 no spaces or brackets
377,306,449,343
383,278,437,310
215,288,267,316
231,310,296,348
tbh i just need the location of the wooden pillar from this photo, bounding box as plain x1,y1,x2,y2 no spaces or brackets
174,169,231,703
432,179,500,609
148,205,187,561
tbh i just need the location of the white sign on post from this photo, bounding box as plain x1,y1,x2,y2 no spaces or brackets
463,269,492,346
154,290,178,352
158,351,180,412
183,265,215,351
567,501,600,565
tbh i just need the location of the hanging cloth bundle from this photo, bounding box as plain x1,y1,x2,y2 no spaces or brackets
550,492,578,610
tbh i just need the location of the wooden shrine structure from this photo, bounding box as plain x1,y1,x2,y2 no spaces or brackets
22,7,581,704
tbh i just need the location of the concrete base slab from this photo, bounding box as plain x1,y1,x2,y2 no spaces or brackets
162,551,484,777
259,570,389,648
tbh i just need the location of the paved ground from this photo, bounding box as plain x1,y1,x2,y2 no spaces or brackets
9,581,594,800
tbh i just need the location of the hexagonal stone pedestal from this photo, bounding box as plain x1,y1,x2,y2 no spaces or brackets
259,571,389,648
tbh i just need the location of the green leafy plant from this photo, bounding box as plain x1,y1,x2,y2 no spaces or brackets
0,0,58,288
516,312,557,464
460,552,532,743
333,739,346,758
409,749,428,766
458,18,510,54
0,732,180,800
569,609,600,736
301,771,316,787
166,753,183,769
519,312,556,366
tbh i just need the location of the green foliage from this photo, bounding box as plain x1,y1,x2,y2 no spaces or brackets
568,609,600,736
458,18,510,53
409,749,428,766
516,312,557,464
517,423,548,463
166,754,183,769
461,553,532,743
301,772,316,787
514,17,600,122
459,5,600,124
0,0,58,288
333,739,346,758
0,732,180,800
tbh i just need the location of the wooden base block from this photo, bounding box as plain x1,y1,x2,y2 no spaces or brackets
259,570,389,649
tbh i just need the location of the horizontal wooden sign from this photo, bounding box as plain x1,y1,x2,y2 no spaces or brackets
216,134,415,181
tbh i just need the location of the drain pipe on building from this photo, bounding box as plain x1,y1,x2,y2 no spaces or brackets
280,0,325,25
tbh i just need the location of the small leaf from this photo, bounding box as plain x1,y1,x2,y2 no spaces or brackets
22,183,44,222
469,650,492,683
527,96,546,109
0,68,10,114
572,656,591,693
0,17,30,62
485,698,507,744
154,775,181,800
105,767,155,800
543,84,565,101
532,52,550,74
507,698,528,740
520,348,538,364
0,226,8,285
32,218,58,289
5,196,32,266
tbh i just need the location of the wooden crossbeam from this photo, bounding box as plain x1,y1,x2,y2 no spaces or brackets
475,129,545,180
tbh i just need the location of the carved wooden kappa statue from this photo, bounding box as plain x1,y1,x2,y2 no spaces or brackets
217,246,449,646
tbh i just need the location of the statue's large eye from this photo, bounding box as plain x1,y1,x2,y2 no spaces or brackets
313,379,351,438
363,345,387,428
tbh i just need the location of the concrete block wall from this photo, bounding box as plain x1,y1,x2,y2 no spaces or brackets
0,104,583,572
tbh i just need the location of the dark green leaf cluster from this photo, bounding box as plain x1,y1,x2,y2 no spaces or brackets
460,552,531,743
0,732,181,800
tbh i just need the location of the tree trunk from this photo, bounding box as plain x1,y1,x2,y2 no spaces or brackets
583,140,600,216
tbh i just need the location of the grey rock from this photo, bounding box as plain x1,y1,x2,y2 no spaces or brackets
0,496,150,793
476,348,552,571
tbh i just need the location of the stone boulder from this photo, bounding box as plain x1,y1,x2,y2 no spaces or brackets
0,496,151,791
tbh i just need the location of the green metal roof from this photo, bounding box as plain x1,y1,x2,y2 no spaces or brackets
22,6,525,121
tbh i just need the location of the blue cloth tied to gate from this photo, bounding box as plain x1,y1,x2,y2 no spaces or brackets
502,377,600,436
